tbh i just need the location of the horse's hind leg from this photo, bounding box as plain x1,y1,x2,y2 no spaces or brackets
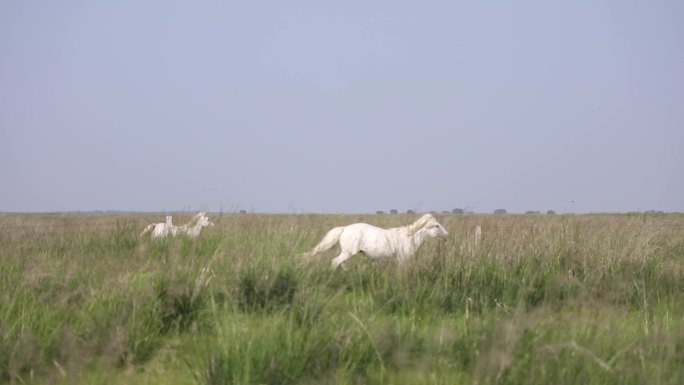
332,251,353,269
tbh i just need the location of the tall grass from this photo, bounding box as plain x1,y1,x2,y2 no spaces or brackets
0,213,682,384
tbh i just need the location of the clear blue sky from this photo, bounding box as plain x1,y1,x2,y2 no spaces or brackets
1,1,682,213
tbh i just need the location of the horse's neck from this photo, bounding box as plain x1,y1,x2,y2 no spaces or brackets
185,222,202,235
395,228,428,256
409,229,428,248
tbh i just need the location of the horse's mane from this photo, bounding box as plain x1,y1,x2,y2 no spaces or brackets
404,214,435,236
184,212,205,227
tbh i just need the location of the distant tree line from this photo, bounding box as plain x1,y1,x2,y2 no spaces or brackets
373,208,566,215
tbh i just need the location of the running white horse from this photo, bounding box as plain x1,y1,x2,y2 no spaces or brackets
174,212,214,238
140,215,176,238
303,213,449,268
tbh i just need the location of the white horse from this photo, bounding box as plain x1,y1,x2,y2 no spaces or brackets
174,212,214,238
304,213,449,268
140,215,175,238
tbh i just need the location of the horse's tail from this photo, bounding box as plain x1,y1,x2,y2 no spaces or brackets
140,224,155,236
302,226,345,258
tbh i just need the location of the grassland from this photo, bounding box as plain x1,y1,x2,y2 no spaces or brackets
0,212,683,384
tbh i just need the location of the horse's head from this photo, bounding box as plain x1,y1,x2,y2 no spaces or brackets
408,214,449,239
422,214,449,239
198,213,214,228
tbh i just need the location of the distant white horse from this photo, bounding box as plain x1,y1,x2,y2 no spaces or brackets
140,216,175,238
304,213,449,268
141,212,214,239
174,212,214,238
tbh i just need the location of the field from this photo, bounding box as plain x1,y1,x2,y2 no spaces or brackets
1,212,683,384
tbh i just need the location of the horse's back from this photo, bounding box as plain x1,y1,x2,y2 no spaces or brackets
339,223,394,258
341,223,385,240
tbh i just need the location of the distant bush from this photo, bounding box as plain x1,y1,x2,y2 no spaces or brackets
375,210,384,215
494,208,507,214
406,210,415,214
547,210,556,215
390,209,398,215
452,208,464,214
